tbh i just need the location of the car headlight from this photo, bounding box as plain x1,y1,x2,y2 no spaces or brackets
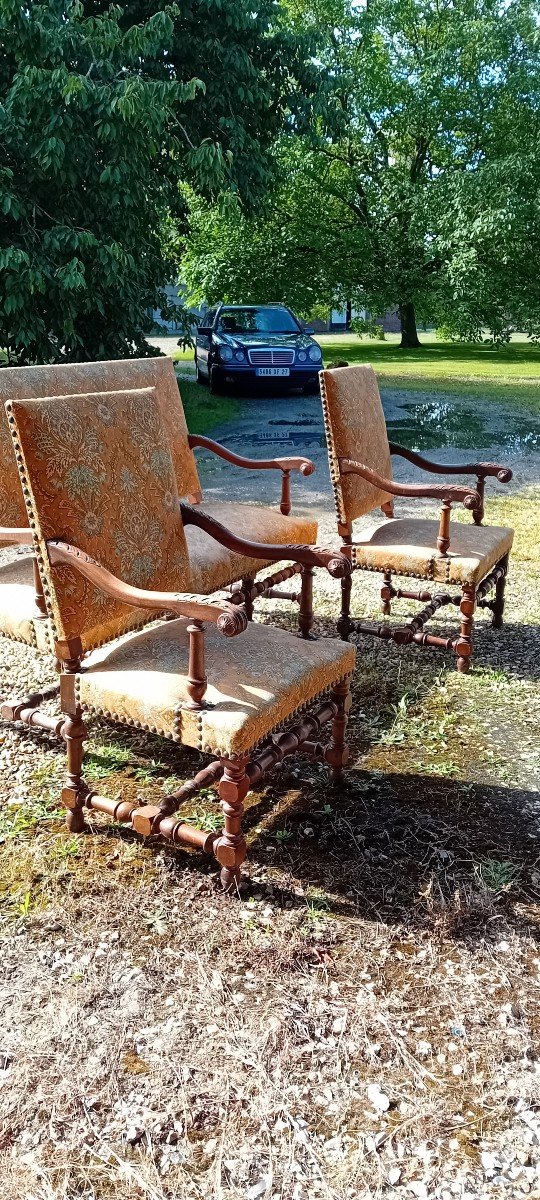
297,350,307,362
308,344,322,362
217,344,233,362
234,350,245,361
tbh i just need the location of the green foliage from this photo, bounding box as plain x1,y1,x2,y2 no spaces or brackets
1,1,312,363
0,0,190,363
184,0,540,346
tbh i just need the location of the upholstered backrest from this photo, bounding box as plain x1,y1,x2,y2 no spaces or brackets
0,359,201,531
320,365,393,526
7,387,191,654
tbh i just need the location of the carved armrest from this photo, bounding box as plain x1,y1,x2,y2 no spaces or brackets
180,502,352,578
339,458,481,555
188,434,315,516
0,526,33,546
46,540,248,637
388,443,512,523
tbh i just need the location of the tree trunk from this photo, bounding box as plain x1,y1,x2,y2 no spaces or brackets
345,299,352,330
398,302,421,348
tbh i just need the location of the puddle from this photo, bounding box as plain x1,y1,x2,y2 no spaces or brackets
193,383,540,509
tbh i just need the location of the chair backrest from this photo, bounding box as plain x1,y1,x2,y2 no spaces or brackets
7,387,192,654
320,365,393,526
0,359,201,541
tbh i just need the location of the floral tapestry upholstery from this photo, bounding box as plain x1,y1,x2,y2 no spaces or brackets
320,365,393,526
77,616,356,758
187,501,318,593
352,517,514,585
0,556,54,651
0,357,201,516
7,387,192,653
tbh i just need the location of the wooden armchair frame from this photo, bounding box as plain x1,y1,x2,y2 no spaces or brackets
336,448,512,672
187,435,321,636
4,537,352,890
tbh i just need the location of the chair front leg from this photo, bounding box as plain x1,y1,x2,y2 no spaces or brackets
214,756,250,891
61,706,89,832
455,583,476,673
298,566,314,639
326,678,352,781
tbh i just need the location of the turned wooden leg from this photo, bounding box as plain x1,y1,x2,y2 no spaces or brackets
381,571,393,616
337,573,352,640
455,582,476,673
60,707,88,832
326,678,352,782
241,577,254,621
492,554,509,629
214,756,249,891
299,566,315,639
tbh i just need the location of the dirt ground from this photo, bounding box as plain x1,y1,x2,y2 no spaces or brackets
0,488,539,1200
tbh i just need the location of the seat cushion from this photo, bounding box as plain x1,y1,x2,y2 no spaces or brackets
77,617,355,758
0,557,54,651
353,518,514,585
186,501,318,594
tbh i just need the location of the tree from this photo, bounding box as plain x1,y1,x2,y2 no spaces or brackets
0,0,193,363
183,0,540,346
0,1,314,364
83,0,321,208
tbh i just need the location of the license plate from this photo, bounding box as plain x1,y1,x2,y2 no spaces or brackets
256,367,290,377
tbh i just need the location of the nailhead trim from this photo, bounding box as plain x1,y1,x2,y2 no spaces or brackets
319,372,347,526
6,404,62,645
74,668,353,759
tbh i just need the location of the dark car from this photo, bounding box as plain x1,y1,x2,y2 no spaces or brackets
194,304,323,394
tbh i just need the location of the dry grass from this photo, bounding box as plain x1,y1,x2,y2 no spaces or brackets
0,489,539,1200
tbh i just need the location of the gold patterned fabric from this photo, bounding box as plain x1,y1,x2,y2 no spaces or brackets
7,388,192,652
353,517,514,585
320,365,392,525
187,501,318,593
0,556,53,650
77,617,355,757
0,357,202,519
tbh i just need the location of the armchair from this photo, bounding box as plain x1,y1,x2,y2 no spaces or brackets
320,365,514,671
5,383,355,888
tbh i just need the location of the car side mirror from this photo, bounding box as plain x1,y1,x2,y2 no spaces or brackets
197,325,212,336
304,326,315,335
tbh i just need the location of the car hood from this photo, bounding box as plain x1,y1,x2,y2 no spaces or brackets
217,331,318,351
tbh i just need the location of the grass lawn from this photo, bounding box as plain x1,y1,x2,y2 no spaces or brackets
172,333,540,410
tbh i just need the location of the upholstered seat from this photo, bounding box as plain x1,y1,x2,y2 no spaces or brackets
353,518,514,586
187,501,318,593
78,617,355,758
0,556,53,651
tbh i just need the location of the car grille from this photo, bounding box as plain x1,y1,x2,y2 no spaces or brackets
248,349,295,365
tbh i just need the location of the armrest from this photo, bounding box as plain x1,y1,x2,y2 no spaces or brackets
389,442,512,483
339,459,481,510
0,526,33,546
180,502,352,578
46,540,248,637
188,434,315,515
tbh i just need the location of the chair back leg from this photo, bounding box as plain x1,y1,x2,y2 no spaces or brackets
492,554,509,628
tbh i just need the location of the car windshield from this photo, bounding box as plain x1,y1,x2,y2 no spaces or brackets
217,307,300,334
